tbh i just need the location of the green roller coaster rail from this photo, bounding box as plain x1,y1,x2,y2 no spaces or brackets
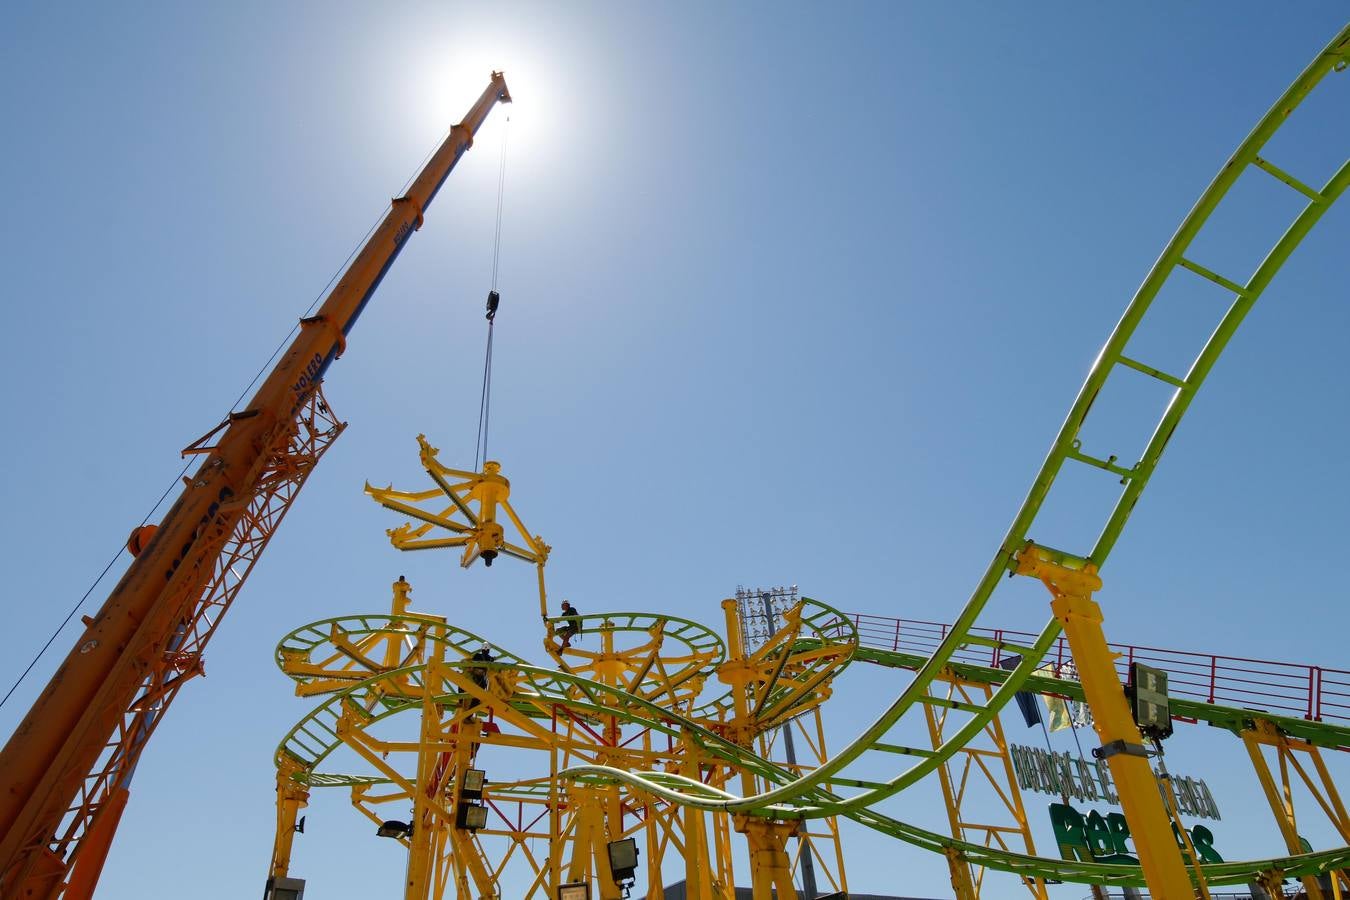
852,644,1350,752
273,614,1350,887
539,611,726,666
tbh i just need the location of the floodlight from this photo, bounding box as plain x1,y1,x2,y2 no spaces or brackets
376,819,412,839
456,802,488,830
607,837,640,885
557,883,590,900
461,768,486,799
1127,662,1173,740
264,876,306,900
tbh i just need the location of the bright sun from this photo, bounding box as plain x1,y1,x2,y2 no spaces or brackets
394,33,565,191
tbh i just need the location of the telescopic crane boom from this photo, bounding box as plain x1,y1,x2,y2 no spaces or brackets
0,72,511,900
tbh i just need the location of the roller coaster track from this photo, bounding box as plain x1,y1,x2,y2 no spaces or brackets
272,605,1350,887
844,612,1350,749
543,18,1350,885
853,643,1350,753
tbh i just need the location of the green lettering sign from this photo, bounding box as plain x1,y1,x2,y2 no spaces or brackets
1048,802,1221,865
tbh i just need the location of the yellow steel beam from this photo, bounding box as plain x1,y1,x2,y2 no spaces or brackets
1016,546,1200,898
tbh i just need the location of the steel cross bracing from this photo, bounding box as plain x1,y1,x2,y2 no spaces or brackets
1240,719,1350,900
923,676,1049,899
267,595,855,898
548,19,1350,892
266,594,1350,890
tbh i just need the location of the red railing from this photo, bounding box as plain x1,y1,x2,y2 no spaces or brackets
844,612,1350,724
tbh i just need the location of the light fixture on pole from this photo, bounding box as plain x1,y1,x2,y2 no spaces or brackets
456,802,488,830
607,837,640,895
456,767,489,829
263,876,306,900
461,767,486,799
376,820,413,839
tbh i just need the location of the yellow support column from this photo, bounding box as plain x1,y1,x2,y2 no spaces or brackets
1240,721,1330,900
549,718,563,897
269,759,310,881
944,847,978,900
711,808,736,898
642,787,665,900
1016,548,1196,899
736,816,798,900
718,600,758,796
407,651,448,900
448,715,495,900
679,738,716,900
567,788,623,900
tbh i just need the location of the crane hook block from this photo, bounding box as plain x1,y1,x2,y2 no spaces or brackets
485,290,500,321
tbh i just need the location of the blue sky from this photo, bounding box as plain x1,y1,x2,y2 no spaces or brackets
1,3,1347,898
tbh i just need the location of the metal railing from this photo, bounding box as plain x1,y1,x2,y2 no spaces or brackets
845,612,1350,724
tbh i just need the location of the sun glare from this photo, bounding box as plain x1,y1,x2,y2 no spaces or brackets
396,34,562,190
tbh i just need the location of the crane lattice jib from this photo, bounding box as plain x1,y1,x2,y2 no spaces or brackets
0,75,511,899
556,16,1350,833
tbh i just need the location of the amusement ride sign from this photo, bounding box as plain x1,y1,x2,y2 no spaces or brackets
1048,802,1223,865
1008,743,1220,820
1008,744,1225,864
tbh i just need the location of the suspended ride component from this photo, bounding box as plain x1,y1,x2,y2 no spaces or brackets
366,434,553,617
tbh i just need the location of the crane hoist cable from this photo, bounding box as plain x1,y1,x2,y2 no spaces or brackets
474,116,510,471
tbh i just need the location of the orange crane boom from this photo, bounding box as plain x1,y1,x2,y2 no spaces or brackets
0,72,511,900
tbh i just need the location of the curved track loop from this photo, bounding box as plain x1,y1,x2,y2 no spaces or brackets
278,613,527,675
690,598,858,725
557,22,1350,830
544,611,725,712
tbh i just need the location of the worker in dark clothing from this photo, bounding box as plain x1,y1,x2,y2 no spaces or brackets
469,644,494,691
557,600,581,649
461,644,494,715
